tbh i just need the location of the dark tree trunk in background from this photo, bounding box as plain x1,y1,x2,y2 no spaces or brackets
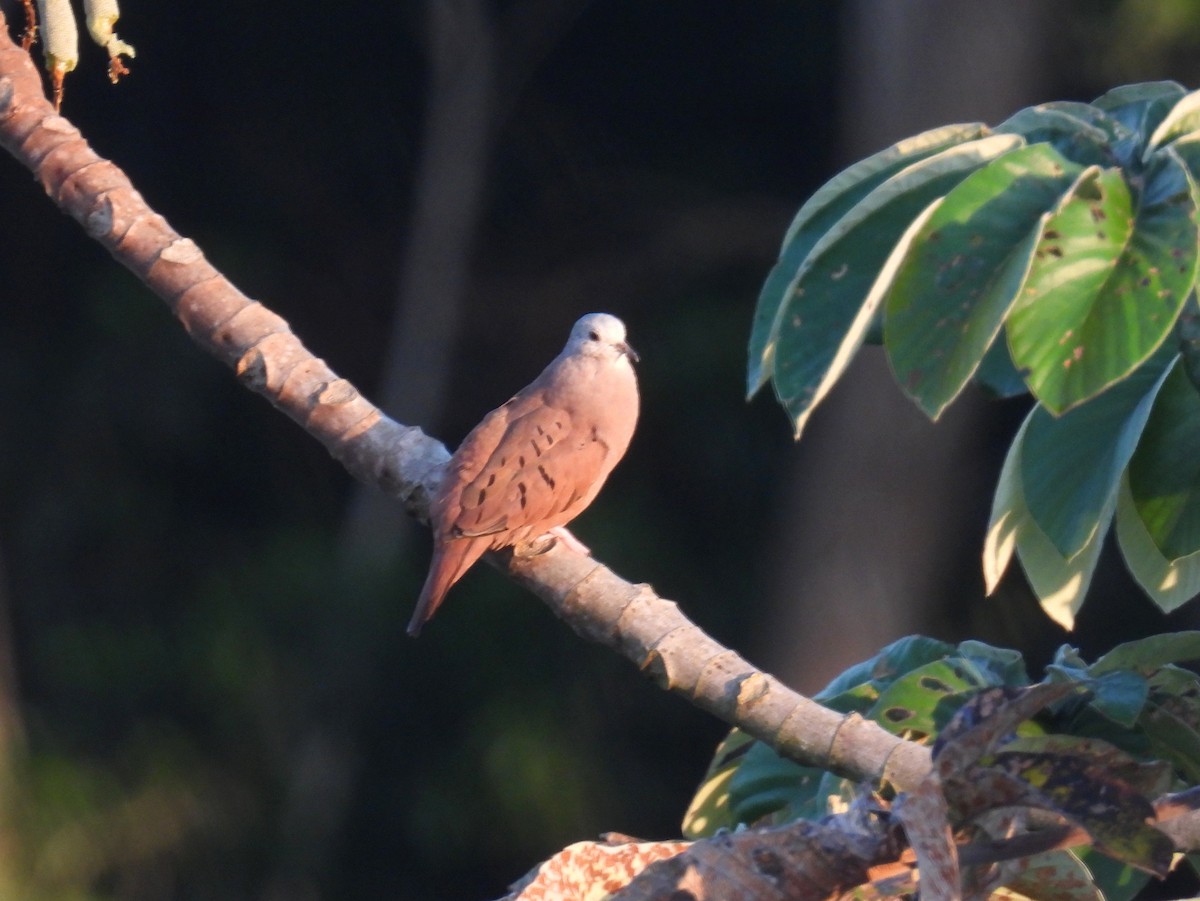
763,0,1050,692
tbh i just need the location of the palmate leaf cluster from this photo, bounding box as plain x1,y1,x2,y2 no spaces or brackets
684,634,1200,901
749,81,1200,627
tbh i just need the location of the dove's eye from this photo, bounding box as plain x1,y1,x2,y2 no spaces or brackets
588,330,600,341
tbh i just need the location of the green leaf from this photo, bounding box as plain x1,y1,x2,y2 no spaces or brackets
1077,849,1152,901
1041,100,1139,135
1092,630,1200,674
680,728,752,838
1148,667,1200,771
1168,134,1200,202
1008,149,1198,414
956,640,1031,686
1090,672,1150,728
814,634,957,702
769,134,1023,437
983,409,1108,630
1092,81,1187,155
722,740,816,826
1138,700,1200,784
1044,665,1149,728
684,730,860,832
1147,89,1200,152
885,144,1083,417
867,659,989,740
1117,475,1200,613
1020,351,1175,559
747,123,989,397
974,332,1030,398
1128,359,1200,560
1176,291,1200,393
996,103,1120,167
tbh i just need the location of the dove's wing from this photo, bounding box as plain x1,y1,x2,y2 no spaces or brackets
445,390,612,541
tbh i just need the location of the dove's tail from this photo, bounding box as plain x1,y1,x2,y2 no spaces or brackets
407,538,489,637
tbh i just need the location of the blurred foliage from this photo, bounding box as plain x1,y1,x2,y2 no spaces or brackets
686,634,1200,901
750,81,1200,629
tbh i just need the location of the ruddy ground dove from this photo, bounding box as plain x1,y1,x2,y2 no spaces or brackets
407,313,640,636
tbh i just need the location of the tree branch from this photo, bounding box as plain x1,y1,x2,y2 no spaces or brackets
0,8,930,793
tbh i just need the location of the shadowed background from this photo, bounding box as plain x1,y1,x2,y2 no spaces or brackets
2,1,1200,898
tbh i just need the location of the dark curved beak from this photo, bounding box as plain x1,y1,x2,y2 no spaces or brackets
620,341,640,363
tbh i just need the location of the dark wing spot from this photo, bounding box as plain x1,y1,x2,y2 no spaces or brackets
518,455,526,468
486,473,496,487
544,434,555,446
530,439,542,457
518,482,528,509
477,488,487,506
537,465,555,489
536,425,545,435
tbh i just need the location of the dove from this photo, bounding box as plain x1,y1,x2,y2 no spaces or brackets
407,312,640,636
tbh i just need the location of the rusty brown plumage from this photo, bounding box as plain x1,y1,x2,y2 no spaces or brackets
408,313,639,636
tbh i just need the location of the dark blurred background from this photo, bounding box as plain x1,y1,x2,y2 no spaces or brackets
2,1,1200,898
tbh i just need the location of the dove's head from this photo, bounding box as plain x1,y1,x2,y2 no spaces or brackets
568,313,639,363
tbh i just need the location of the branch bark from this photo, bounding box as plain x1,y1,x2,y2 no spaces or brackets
0,8,933,796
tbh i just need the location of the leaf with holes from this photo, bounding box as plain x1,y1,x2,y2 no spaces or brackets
1008,149,1198,414
816,634,958,702
885,143,1083,417
867,660,992,740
